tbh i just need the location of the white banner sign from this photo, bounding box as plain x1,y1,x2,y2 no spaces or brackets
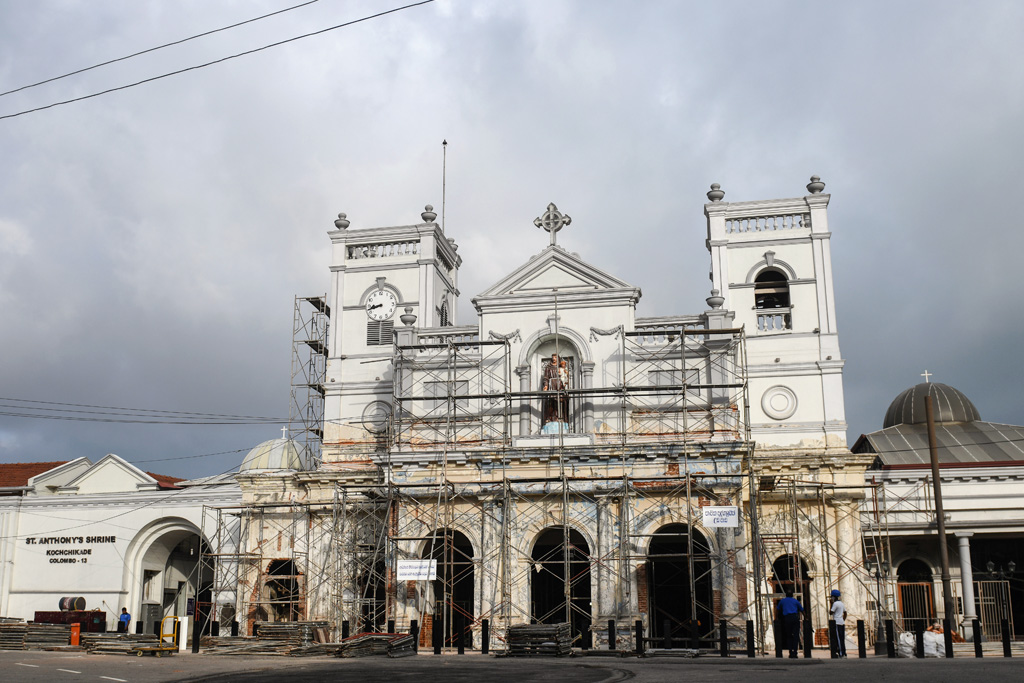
396,559,437,581
701,506,739,527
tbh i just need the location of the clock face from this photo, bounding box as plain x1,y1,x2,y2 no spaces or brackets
365,289,397,321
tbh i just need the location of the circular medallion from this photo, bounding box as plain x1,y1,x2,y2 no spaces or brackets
365,289,397,321
761,385,798,420
362,401,392,434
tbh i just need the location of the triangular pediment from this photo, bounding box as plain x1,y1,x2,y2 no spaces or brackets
59,454,160,494
477,246,637,298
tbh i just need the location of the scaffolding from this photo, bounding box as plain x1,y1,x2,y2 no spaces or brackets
289,295,329,467
200,321,885,654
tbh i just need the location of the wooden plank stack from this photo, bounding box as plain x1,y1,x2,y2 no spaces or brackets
79,632,158,655
334,632,414,658
506,623,573,657
25,623,71,649
0,620,27,650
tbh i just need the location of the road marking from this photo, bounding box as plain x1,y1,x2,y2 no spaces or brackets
15,663,40,667
100,678,127,682
58,669,82,674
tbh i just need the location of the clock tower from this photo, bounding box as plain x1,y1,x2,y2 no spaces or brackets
322,205,461,462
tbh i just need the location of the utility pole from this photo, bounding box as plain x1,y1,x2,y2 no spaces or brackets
925,395,955,623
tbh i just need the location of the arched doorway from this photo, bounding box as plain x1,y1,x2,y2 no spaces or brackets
263,559,303,622
897,558,935,633
771,554,812,622
423,529,474,647
646,523,713,646
531,527,592,648
126,521,211,638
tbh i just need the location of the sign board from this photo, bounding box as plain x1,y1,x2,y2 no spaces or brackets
186,597,195,616
701,505,739,527
396,559,437,581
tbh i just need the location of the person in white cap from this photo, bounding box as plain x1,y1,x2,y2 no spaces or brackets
830,589,847,657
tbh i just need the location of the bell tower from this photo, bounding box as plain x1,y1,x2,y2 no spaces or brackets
704,177,846,449
322,205,461,461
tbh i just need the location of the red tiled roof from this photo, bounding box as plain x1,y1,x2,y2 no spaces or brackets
0,462,68,487
146,471,184,485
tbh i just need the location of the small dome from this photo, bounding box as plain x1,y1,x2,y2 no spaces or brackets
239,438,311,472
883,382,981,429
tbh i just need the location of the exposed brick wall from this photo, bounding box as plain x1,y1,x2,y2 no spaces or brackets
636,563,648,613
713,589,722,620
420,613,433,647
406,580,417,599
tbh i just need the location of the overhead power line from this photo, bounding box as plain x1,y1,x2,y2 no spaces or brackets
0,396,285,425
0,0,435,121
0,0,321,98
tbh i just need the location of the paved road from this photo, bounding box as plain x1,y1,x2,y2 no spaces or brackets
4,650,1024,683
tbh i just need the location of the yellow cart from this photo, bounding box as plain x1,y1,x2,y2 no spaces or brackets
132,615,180,657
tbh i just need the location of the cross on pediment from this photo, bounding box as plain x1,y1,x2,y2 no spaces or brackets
921,370,932,383
534,203,572,246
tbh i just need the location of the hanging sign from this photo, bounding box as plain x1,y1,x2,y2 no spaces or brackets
396,559,437,580
702,506,739,527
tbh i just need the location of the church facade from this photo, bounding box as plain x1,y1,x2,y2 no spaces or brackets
230,177,869,650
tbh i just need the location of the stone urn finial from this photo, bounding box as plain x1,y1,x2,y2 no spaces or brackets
400,306,417,326
806,175,825,194
334,212,350,229
447,236,458,252
421,205,437,222
706,288,725,309
707,183,725,202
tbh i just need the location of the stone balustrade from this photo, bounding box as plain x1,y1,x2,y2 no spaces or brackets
726,212,809,234
633,318,704,345
417,325,480,346
756,309,792,332
347,240,420,260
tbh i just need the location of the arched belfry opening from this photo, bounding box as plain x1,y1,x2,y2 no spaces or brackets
646,523,713,645
531,527,592,647
423,529,475,647
754,269,790,309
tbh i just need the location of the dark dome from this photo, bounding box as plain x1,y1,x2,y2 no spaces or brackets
883,382,981,429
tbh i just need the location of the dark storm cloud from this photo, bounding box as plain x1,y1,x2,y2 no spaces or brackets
0,1,1021,476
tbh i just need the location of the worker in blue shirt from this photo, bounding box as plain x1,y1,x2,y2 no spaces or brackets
775,590,804,658
118,607,131,633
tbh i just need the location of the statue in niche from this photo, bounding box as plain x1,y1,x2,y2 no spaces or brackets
542,353,571,429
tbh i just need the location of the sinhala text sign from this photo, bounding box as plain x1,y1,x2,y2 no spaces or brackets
701,506,739,527
396,559,437,581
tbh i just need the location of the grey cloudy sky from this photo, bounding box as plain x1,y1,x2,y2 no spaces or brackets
1,0,1022,479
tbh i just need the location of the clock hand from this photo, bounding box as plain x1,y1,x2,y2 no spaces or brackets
368,303,383,310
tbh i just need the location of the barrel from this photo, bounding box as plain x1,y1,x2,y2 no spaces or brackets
59,596,86,611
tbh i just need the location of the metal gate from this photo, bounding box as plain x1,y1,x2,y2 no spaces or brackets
897,582,935,633
975,580,1013,641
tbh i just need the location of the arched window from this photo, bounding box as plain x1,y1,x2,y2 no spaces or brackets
754,270,790,309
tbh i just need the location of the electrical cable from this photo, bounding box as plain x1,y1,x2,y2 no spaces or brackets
0,0,321,98
0,0,435,121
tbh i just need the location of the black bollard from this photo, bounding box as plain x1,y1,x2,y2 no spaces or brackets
829,619,837,658
1002,619,1012,657
973,619,982,658
411,620,419,653
192,619,200,653
774,619,783,658
211,621,220,637
885,619,896,658
608,619,616,650
746,620,755,658
719,620,728,657
153,620,160,636
802,618,813,659
635,620,644,656
481,619,489,655
664,619,672,650
691,621,700,650
915,622,924,658
341,620,350,640
856,620,866,659
231,620,239,637
388,619,395,634
135,620,144,635
433,619,442,655
457,615,465,655
943,618,954,658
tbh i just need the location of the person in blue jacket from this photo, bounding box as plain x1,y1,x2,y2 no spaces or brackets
118,607,131,633
776,590,804,658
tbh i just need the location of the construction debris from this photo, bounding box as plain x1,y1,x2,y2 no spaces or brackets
25,623,71,649
505,623,573,657
335,632,416,658
79,632,158,655
0,620,27,650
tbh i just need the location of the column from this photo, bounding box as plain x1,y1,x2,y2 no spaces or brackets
515,365,531,436
956,533,978,640
581,361,595,433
